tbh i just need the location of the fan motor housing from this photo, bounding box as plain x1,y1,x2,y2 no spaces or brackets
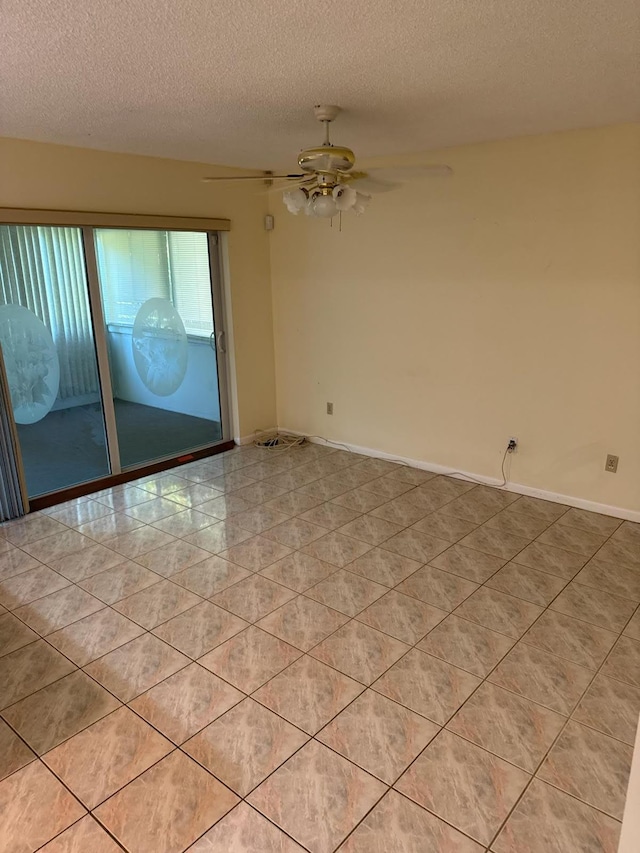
298,145,356,174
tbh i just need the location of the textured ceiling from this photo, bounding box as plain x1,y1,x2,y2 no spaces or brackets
2,0,639,169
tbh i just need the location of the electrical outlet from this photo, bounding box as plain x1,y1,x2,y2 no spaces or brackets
605,454,619,473
508,436,518,453
326,402,334,415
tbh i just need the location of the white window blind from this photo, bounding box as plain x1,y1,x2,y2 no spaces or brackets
95,229,215,336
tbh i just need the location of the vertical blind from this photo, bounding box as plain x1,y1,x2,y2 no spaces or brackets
0,225,99,400
95,229,215,336
0,346,27,520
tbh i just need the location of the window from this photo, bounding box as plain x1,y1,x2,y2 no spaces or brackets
95,229,215,336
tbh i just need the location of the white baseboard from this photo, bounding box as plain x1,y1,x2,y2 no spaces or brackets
280,428,640,523
235,427,279,447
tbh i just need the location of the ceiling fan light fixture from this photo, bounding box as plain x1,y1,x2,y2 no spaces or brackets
352,191,371,215
333,184,357,211
310,193,338,218
282,187,309,214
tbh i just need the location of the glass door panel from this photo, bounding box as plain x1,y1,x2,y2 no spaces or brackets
0,225,111,496
93,229,224,469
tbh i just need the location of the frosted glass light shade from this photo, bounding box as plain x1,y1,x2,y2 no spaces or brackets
282,188,308,214
312,194,338,217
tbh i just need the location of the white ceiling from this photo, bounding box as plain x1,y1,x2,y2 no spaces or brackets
2,0,639,169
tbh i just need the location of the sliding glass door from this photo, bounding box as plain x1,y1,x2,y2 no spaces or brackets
0,222,229,500
0,225,111,496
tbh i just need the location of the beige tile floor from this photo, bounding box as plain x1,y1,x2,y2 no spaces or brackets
0,442,638,852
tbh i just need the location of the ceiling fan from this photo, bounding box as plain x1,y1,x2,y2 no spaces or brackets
202,105,452,219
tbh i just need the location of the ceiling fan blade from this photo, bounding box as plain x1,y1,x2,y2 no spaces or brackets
347,175,401,194
363,164,453,181
201,174,305,183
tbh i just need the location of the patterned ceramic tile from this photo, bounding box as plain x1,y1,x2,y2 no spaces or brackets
310,620,409,685
373,648,481,724
47,543,125,582
130,662,242,744
0,639,75,709
3,514,69,546
153,600,247,658
189,802,306,851
302,531,372,567
299,502,361,530
339,789,483,853
454,587,543,639
346,548,419,587
231,505,292,534
331,488,390,513
0,611,38,657
317,690,439,783
0,718,35,781
397,565,478,611
484,508,551,539
418,615,514,677
185,698,308,795
492,778,621,853
337,515,402,546
134,539,210,578
253,655,363,734
265,491,324,515
39,815,122,852
512,539,587,578
0,565,70,609
95,750,239,853
574,557,640,601
396,729,529,845
0,761,86,852
248,740,386,853
357,590,447,644
523,610,617,670
76,512,145,544
557,508,622,537
171,555,251,597
430,544,506,583
150,508,216,537
550,581,637,632
624,607,640,639
0,546,41,582
538,721,633,819
256,596,349,651
13,585,104,636
211,574,296,622
113,579,200,629
47,607,144,666
381,529,450,563
594,537,640,570
440,488,516,525
163,484,223,509
220,535,293,571
260,552,337,592
263,519,327,550
94,487,160,512
3,670,119,754
43,706,172,808
489,642,592,714
537,523,607,557
124,497,185,524
199,625,302,693
573,674,640,745
358,476,414,499
447,682,565,772
185,521,253,553
106,527,176,559
458,526,530,561
410,510,477,543
305,569,387,616
385,466,436,485
484,562,567,606
78,560,160,604
508,496,569,522
84,633,189,701
601,635,640,687
197,494,255,520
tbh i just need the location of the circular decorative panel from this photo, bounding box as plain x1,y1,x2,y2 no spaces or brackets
132,298,188,397
0,304,60,425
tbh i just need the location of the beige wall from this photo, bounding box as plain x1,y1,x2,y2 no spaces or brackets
270,124,640,513
0,137,277,439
